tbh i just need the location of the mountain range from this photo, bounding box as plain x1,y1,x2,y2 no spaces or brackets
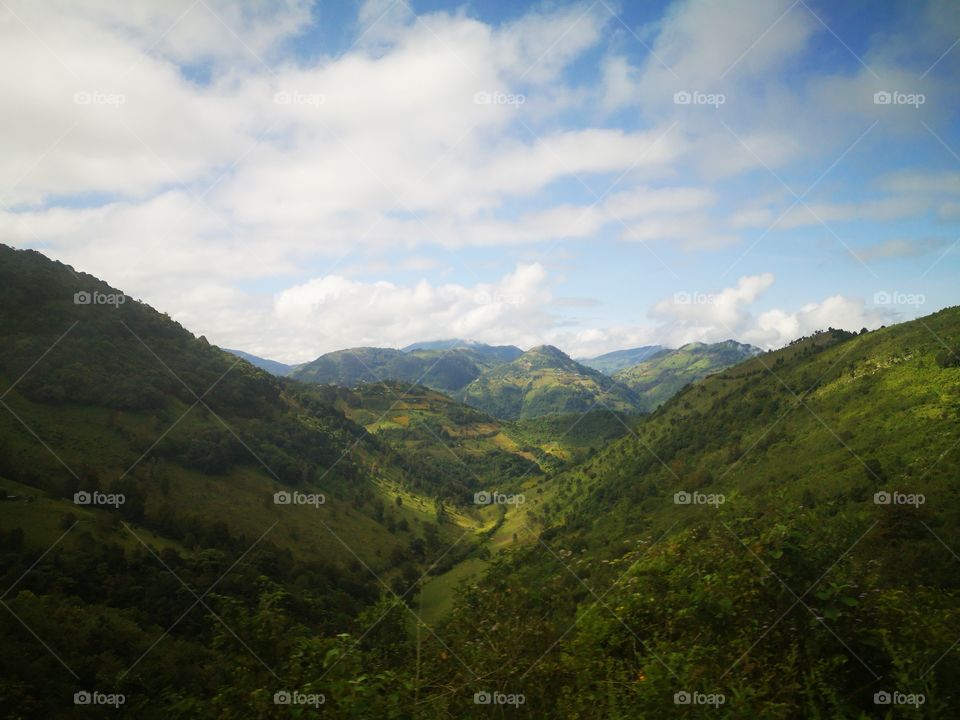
277,339,760,419
3,242,958,718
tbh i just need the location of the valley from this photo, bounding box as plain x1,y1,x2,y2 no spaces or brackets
1,244,958,718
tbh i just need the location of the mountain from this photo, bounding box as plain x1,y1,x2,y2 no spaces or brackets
0,244,493,564
290,346,481,392
292,341,760,418
455,344,643,419
0,245,487,716
223,347,293,376
578,344,665,374
410,313,960,717
401,339,523,363
289,342,523,394
613,339,761,410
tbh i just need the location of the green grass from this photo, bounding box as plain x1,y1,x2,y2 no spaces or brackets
417,556,489,625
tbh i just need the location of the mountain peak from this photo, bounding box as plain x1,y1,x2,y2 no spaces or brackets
525,344,569,358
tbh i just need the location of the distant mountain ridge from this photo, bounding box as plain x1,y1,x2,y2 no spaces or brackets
286,339,764,418
401,339,523,361
455,344,643,419
579,345,666,374
289,344,511,393
613,339,761,410
223,348,294,376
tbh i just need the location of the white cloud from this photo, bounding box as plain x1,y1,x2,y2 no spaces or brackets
264,262,555,361
648,273,884,349
1,0,955,360
750,296,882,347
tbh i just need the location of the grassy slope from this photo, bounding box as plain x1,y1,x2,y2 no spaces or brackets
420,311,960,717
0,245,471,572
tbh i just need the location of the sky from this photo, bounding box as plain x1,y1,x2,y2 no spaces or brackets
1,0,958,363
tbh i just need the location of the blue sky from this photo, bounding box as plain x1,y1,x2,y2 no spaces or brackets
1,0,957,361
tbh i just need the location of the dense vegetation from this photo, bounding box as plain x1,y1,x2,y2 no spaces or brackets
2,244,958,717
307,381,543,499
396,312,960,717
0,245,484,718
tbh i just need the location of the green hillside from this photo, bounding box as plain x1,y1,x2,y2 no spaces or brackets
0,245,488,717
456,345,644,419
311,381,634,487
290,344,514,393
308,382,542,494
613,339,760,410
405,312,960,718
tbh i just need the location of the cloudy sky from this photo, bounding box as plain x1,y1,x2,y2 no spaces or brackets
2,0,958,362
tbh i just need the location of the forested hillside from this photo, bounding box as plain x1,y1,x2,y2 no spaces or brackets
0,245,484,717
401,311,960,717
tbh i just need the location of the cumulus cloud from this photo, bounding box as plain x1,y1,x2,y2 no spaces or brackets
1,0,954,359
257,263,553,361
648,273,884,349
749,296,882,347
